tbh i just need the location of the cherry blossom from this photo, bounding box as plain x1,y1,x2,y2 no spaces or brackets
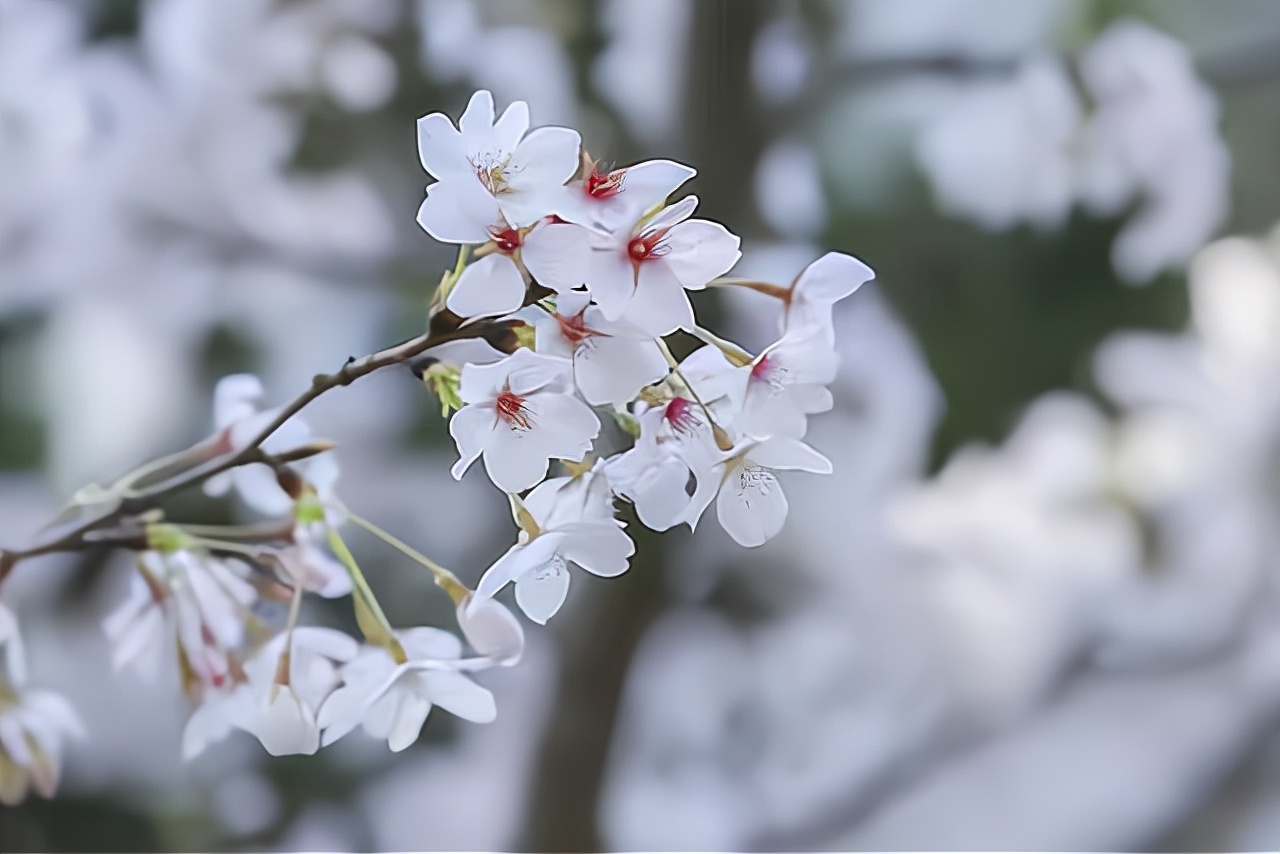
474,472,634,624
103,550,258,692
552,157,696,232
234,628,359,757
606,399,722,532
317,627,497,752
530,289,669,406
203,373,332,517
0,604,84,806
416,89,581,241
523,195,742,336
449,348,600,493
685,436,833,547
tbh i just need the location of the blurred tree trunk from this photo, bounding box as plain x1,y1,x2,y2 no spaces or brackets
520,1,766,850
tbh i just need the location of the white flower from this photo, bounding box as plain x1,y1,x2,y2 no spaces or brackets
780,251,876,342
679,329,839,440
531,289,669,406
104,551,257,691
0,603,84,806
449,348,601,493
685,436,833,547
276,520,352,599
234,627,359,757
523,196,741,336
0,683,85,806
203,373,336,517
317,628,497,752
456,593,525,667
475,473,634,624
606,398,723,532
552,157,696,232
416,89,581,240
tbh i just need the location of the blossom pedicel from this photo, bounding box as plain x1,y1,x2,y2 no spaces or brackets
0,89,873,801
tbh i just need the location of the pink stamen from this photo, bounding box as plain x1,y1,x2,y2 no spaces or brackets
496,385,533,430
586,167,625,199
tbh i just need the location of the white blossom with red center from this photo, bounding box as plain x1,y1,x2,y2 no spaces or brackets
678,327,840,440
449,348,601,493
550,158,696,232
684,435,834,547
530,289,669,406
522,195,742,336
606,398,724,532
474,471,634,624
416,90,581,242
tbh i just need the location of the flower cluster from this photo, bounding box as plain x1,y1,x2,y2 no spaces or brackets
0,89,871,800
420,91,872,623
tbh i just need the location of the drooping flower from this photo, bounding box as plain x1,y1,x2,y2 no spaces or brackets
0,603,84,806
233,627,359,757
684,435,833,547
474,470,634,624
317,627,497,752
103,550,258,693
203,373,336,517
416,89,581,241
449,348,600,493
530,289,669,406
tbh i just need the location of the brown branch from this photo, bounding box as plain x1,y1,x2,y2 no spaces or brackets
0,322,497,584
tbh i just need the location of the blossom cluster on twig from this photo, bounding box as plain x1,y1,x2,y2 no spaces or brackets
0,90,873,802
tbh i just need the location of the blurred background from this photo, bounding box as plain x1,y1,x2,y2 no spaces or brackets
2,0,1280,850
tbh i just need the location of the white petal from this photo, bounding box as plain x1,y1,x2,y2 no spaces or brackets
386,688,433,752
749,436,832,473
317,683,375,747
573,336,668,406
416,112,469,180
663,219,741,289
458,594,525,666
559,522,634,578
500,127,583,226
458,89,496,135
476,534,565,600
213,374,265,428
423,670,497,723
514,558,572,624
604,159,697,226
521,222,594,292
449,404,497,481
446,253,527,319
416,178,503,244
491,99,530,153
716,464,788,547
627,262,695,335
251,687,319,756
584,245,637,321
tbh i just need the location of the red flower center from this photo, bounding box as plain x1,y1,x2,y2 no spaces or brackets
496,386,533,430
628,229,670,263
586,168,625,199
663,396,699,435
488,226,522,254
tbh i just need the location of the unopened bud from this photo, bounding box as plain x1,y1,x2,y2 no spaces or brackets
276,467,305,500
713,424,735,452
